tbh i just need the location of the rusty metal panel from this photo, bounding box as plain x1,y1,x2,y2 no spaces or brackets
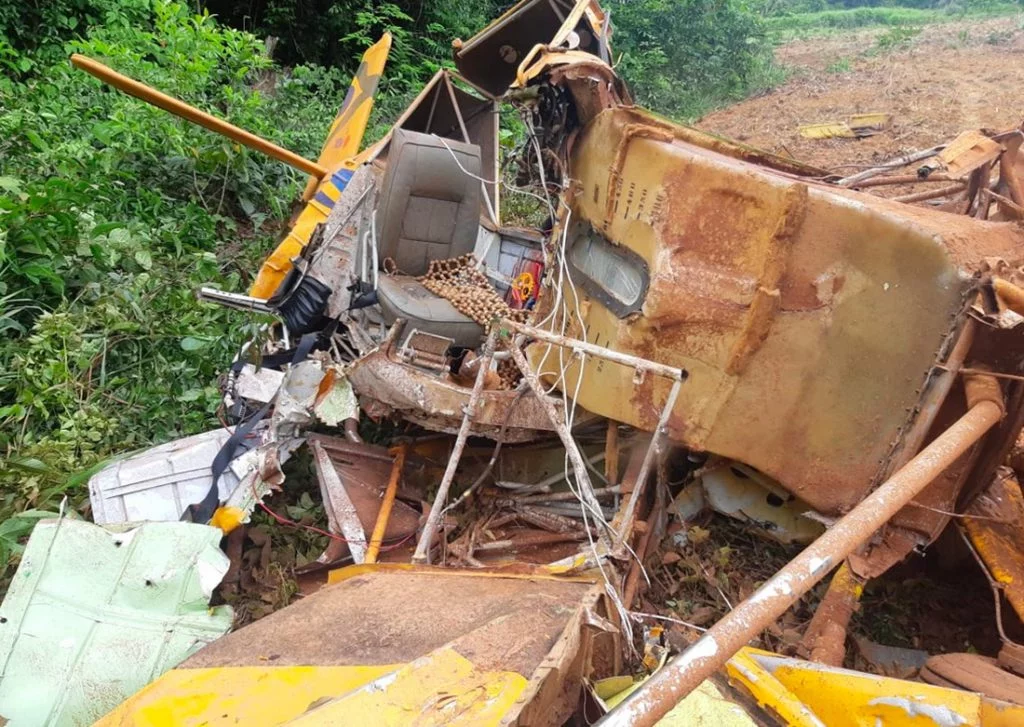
346,338,569,441
533,106,1024,515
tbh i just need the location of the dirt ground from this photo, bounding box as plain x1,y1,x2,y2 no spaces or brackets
696,15,1024,172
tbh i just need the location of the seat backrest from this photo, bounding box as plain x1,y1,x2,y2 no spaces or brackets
375,128,483,277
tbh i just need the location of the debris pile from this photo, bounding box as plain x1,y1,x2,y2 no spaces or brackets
3,0,1024,724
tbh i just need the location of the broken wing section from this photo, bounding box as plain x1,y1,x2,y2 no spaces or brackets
250,33,392,299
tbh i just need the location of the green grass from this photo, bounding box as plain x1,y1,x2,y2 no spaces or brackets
766,3,1022,41
825,56,852,73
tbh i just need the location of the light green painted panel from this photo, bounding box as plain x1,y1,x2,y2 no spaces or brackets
0,519,233,726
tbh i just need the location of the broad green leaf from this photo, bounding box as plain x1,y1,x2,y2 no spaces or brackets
179,336,208,351
24,130,49,152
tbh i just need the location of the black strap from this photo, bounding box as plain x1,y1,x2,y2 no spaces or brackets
184,332,319,525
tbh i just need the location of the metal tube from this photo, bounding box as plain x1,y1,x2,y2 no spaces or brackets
995,278,1024,317
806,563,864,665
510,341,606,525
197,287,273,313
343,418,363,444
613,378,682,553
892,184,965,204
71,54,329,178
605,420,620,487
837,145,944,187
413,331,497,563
495,451,606,494
501,320,687,382
600,399,1003,727
515,486,620,503
364,444,406,564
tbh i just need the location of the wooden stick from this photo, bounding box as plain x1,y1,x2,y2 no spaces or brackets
851,173,956,188
892,184,964,204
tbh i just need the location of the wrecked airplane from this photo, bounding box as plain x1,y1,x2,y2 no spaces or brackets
3,0,1024,724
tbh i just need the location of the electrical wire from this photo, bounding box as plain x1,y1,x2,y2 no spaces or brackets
436,102,647,634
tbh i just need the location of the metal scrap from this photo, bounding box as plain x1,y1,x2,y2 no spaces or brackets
921,129,1004,179
799,112,892,139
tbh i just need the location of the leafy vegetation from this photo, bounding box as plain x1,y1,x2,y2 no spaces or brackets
609,0,785,120
0,1,348,578
764,1,1022,39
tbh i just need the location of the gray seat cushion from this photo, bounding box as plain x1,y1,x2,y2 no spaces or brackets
376,129,483,277
377,275,484,348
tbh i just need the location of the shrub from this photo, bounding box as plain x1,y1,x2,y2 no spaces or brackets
0,1,347,565
609,0,783,120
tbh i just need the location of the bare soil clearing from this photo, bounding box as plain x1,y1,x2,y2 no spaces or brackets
697,16,1024,172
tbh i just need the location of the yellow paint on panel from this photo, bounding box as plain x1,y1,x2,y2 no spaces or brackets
751,650,985,726
96,664,400,726
286,647,528,726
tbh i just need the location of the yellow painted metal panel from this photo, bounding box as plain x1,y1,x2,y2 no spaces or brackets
314,33,392,175
286,647,528,726
799,123,856,139
250,33,390,298
848,113,892,130
979,697,1024,727
96,664,400,726
964,472,1024,620
725,650,826,726
751,650,988,726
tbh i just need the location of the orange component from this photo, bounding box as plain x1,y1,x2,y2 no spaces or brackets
512,271,536,304
364,444,407,564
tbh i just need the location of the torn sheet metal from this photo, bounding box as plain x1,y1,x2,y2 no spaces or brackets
273,359,326,432
220,436,306,521
853,637,928,678
0,519,232,726
964,468,1024,621
306,436,420,567
346,332,566,441
922,129,1004,179
89,425,301,526
699,464,825,545
234,363,285,404
799,113,891,140
89,427,255,524
727,649,1024,726
312,365,359,426
311,439,369,563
